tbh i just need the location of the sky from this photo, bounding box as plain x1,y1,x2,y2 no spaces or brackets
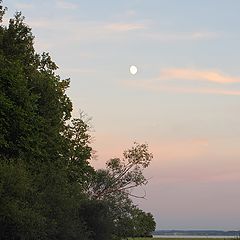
4,0,240,230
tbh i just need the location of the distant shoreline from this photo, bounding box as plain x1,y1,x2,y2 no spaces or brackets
153,230,240,237
152,236,238,239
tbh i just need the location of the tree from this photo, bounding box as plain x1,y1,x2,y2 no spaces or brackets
0,5,92,239
131,208,156,237
63,116,94,185
89,142,153,199
0,10,73,164
0,160,47,240
88,143,156,239
0,2,156,239
78,200,113,240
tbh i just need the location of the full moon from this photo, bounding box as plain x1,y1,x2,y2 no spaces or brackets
130,65,138,75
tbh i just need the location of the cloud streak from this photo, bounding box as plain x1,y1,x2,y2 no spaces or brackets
146,31,219,41
15,3,34,9
104,22,146,32
160,68,240,84
55,0,78,10
27,15,217,42
125,80,240,96
29,19,146,33
123,68,240,96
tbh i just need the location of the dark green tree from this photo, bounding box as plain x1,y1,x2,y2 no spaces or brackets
131,208,156,237
0,4,93,239
78,200,113,240
0,160,47,240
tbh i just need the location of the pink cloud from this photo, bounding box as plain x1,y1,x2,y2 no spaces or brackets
147,137,240,184
124,79,240,96
123,67,240,96
160,68,240,84
151,139,209,163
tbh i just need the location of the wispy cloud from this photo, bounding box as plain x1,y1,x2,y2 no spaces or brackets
29,18,145,33
55,0,78,10
125,10,137,17
123,68,240,96
60,67,95,75
146,31,219,41
152,138,209,162
28,18,147,50
15,3,34,10
160,68,240,84
194,88,240,96
125,80,240,96
24,14,218,47
104,22,146,32
124,80,240,96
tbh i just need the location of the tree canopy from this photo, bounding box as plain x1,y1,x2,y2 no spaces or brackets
0,2,156,239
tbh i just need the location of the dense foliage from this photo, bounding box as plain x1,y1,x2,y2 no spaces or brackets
0,2,156,239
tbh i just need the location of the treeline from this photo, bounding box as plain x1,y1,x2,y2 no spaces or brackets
0,2,155,240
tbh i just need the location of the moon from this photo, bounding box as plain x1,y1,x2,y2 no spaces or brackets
130,65,138,75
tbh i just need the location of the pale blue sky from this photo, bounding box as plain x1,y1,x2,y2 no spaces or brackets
4,0,240,230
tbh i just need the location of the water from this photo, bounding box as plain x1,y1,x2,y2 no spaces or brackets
153,236,238,239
